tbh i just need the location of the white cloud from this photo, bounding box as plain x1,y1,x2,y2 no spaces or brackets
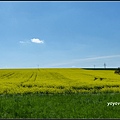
19,38,44,44
74,55,120,61
46,55,120,67
72,66,76,68
19,41,30,44
31,38,44,44
19,41,25,44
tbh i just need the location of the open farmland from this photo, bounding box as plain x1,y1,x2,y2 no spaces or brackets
1,68,120,118
0,68,120,94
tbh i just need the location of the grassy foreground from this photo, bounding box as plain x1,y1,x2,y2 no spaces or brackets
0,93,120,118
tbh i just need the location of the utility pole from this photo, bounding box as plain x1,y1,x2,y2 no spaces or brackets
104,63,106,69
94,65,95,69
37,64,39,71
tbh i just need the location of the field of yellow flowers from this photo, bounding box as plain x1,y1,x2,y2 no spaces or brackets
0,68,120,94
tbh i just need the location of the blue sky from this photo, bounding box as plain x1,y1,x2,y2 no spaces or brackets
0,1,120,68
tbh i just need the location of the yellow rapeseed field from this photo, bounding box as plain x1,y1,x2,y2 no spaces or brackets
0,68,120,94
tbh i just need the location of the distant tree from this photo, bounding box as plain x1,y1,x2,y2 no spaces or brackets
114,67,120,75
